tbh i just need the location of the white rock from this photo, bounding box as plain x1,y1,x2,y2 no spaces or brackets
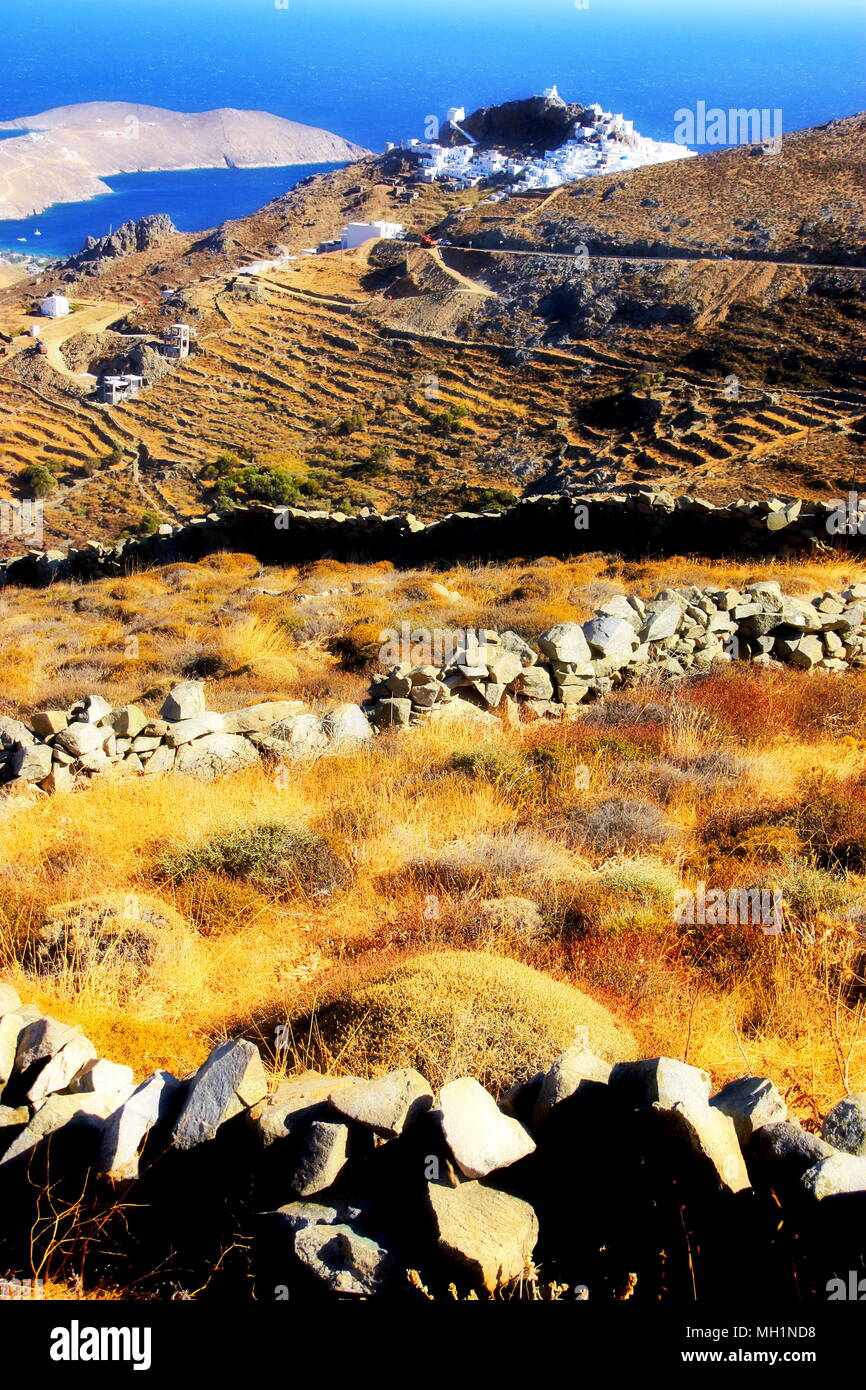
438,1076,536,1178
160,682,206,722
164,713,225,747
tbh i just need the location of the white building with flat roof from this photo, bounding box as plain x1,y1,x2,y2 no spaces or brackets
162,323,191,360
340,221,404,250
39,293,70,319
101,374,142,406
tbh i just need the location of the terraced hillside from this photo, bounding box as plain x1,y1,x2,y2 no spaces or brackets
0,111,863,555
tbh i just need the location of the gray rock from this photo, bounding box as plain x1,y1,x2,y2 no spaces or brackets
54,723,106,758
487,651,524,686
174,732,260,780
641,600,683,643
107,705,148,738
248,1073,363,1146
67,1058,135,1095
28,1032,98,1107
1,1089,133,1165
172,1040,268,1149
747,1121,835,1180
15,1016,82,1073
331,1068,432,1137
160,681,206,722
498,631,537,666
293,1223,396,1295
164,714,225,747
426,1179,538,1292
222,700,306,735
665,1098,751,1192
533,1045,612,1124
74,695,113,724
582,616,639,663
30,711,68,738
438,1076,536,1178
515,666,554,700
822,1093,866,1156
290,1120,350,1196
609,1057,711,1110
270,1200,345,1234
710,1076,788,1144
322,703,374,750
537,623,592,665
802,1152,866,1200
100,1070,183,1182
0,716,35,750
269,713,329,758
140,744,176,775
11,743,54,782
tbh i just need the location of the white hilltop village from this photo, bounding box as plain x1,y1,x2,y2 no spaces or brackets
390,86,695,201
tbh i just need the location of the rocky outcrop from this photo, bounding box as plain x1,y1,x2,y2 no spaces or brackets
5,576,866,799
443,94,597,153
0,988,862,1301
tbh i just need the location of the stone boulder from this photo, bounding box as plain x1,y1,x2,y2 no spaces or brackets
537,623,591,665
426,1179,538,1292
533,1044,612,1124
174,733,260,780
100,1070,183,1182
331,1068,432,1138
293,1223,396,1295
438,1076,535,1178
822,1093,866,1156
710,1076,787,1144
172,1040,268,1150
160,682,206,722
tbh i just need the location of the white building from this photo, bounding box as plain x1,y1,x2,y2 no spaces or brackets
401,96,695,198
340,221,404,250
101,374,142,406
39,293,70,319
162,324,191,360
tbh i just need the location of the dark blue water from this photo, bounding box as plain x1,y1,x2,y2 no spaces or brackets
0,0,863,257
0,163,341,258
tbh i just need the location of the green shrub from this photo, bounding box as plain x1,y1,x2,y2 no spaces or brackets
20,464,57,498
159,822,350,896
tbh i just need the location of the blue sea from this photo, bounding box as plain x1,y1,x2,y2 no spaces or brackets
0,0,864,258
0,164,343,259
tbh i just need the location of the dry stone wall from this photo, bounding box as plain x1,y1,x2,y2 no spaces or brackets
366,578,866,726
4,577,866,798
1,982,865,1300
3,488,866,589
0,682,373,798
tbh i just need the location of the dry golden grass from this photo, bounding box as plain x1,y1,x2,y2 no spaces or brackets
1,549,864,719
1,549,866,1119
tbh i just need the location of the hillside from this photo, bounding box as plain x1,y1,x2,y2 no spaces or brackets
0,108,863,556
0,102,369,218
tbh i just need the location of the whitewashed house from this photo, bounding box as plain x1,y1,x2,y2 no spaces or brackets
340,222,404,250
39,293,70,319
